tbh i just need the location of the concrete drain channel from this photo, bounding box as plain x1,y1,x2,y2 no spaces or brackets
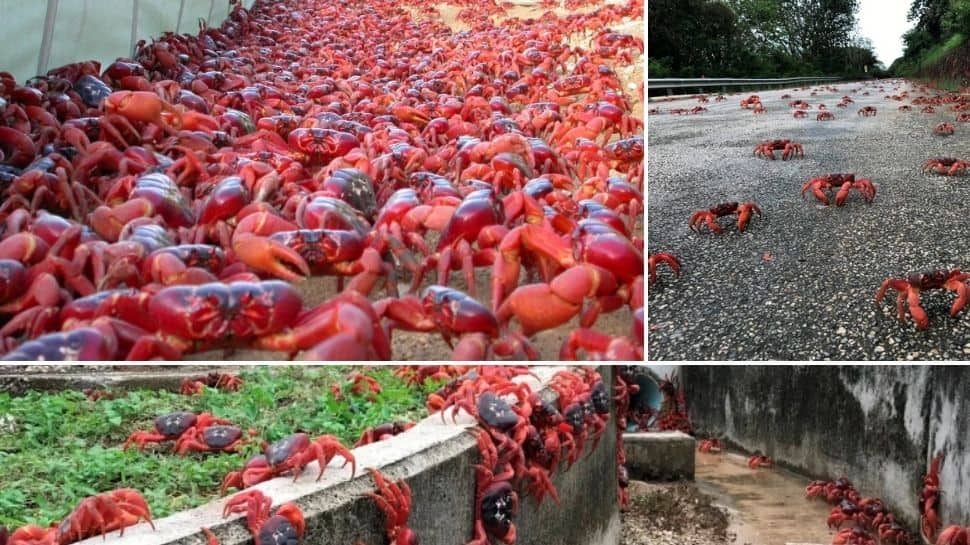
37,366,620,545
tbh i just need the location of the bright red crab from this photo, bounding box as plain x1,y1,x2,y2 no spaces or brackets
173,424,251,456
747,452,773,469
204,490,305,545
817,111,835,121
331,370,382,400
832,528,876,545
689,202,762,233
857,106,877,117
697,438,724,454
923,157,968,176
354,422,416,447
180,372,244,395
220,454,273,495
938,526,970,545
921,453,943,543
753,139,804,160
466,429,520,545
123,411,231,451
57,488,155,544
365,468,419,545
262,432,357,483
800,174,875,206
648,253,680,285
935,123,955,136
876,270,970,330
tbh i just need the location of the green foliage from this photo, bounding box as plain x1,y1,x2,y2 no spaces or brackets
898,0,970,81
648,0,871,78
0,366,438,529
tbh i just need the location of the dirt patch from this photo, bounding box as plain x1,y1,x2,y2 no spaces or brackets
622,480,730,545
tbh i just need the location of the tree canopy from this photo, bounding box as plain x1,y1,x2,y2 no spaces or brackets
649,0,882,78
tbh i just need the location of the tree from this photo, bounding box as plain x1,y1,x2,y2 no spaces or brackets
648,0,875,77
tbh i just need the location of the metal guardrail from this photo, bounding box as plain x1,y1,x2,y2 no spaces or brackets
648,76,846,95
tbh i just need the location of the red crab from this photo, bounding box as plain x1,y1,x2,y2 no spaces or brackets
800,174,876,206
688,202,762,233
827,499,864,529
220,454,273,494
331,370,382,400
793,110,807,118
740,95,761,109
935,123,955,136
173,425,250,456
262,432,356,483
123,411,231,451
180,373,244,395
354,422,416,447
832,528,875,545
753,139,804,160
857,106,877,116
204,490,304,545
923,157,968,176
876,270,970,329
466,429,520,545
697,438,724,454
4,526,57,545
817,111,835,121
57,488,155,544
648,252,680,285
921,453,943,543
938,527,970,545
378,285,500,360
365,468,419,545
747,452,773,469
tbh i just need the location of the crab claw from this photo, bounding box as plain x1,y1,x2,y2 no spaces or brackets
647,253,680,285
232,234,309,283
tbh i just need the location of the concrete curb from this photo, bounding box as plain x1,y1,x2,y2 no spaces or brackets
73,366,620,545
623,431,695,481
0,369,242,395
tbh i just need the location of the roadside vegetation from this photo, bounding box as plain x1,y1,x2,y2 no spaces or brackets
893,0,970,88
648,0,882,80
0,366,440,529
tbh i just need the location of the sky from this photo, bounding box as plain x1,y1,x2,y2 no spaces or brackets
856,0,914,66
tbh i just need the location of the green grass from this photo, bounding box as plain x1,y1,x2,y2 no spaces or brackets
0,366,442,529
921,33,966,69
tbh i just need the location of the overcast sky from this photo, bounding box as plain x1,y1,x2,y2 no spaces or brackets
857,0,914,66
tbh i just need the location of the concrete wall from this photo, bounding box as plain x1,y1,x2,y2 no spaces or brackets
682,366,970,528
74,366,620,545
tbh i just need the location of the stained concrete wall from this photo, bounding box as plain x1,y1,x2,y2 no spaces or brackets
74,366,620,545
682,366,970,528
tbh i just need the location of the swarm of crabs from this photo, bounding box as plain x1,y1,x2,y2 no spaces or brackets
0,365,637,545
0,0,644,361
696,427,966,544
649,81,970,334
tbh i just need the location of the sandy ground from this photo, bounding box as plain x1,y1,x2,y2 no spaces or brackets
188,0,645,361
648,79,970,360
623,450,884,545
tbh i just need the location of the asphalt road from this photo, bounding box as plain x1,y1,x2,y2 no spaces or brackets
647,79,970,361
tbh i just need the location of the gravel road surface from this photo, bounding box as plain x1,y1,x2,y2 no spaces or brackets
648,79,970,360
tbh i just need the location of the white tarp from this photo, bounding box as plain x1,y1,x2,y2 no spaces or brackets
0,0,256,84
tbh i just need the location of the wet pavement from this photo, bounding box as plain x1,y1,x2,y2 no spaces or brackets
696,452,833,545
648,79,970,360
